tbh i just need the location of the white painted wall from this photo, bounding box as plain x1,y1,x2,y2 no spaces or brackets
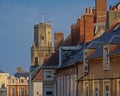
33,82,43,96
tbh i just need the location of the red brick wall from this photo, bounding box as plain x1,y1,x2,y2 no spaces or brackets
71,24,78,45
84,14,94,43
54,32,64,50
80,17,85,42
95,0,107,23
71,13,94,45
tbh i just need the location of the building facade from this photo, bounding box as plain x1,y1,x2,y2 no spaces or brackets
0,69,9,96
78,23,120,96
56,20,120,96
55,1,120,96
7,68,29,96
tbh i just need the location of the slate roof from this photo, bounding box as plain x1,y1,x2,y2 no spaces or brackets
60,43,84,68
42,34,72,69
0,69,5,73
14,72,29,78
60,23,120,67
44,23,120,69
43,50,59,68
86,24,120,59
109,45,120,55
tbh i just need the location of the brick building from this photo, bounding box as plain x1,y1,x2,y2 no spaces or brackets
7,67,29,96
71,0,107,45
56,19,120,96
55,1,120,96
29,1,120,96
0,69,9,96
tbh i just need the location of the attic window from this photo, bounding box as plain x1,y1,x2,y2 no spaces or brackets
83,50,89,73
103,45,110,70
47,75,52,78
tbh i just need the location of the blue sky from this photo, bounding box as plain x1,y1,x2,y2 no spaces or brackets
0,0,119,75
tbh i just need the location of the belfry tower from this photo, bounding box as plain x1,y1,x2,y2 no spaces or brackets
31,22,54,67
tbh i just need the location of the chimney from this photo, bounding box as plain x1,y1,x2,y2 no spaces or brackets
86,8,89,14
54,32,64,51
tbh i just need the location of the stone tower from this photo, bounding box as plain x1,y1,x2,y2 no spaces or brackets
31,22,54,66
95,0,107,23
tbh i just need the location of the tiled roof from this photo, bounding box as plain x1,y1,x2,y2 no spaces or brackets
14,72,29,78
61,23,120,67
44,23,120,69
60,43,84,67
43,34,72,69
31,66,41,80
43,51,59,68
33,68,43,81
109,45,120,55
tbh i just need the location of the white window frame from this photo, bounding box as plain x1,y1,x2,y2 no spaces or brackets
83,49,89,73
83,81,89,96
93,80,99,96
103,45,110,70
11,88,15,96
103,80,110,96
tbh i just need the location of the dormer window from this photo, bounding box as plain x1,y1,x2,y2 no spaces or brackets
103,45,110,70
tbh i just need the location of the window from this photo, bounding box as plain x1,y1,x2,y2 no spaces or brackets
41,34,44,43
20,88,24,96
67,76,70,96
70,75,74,96
83,81,89,96
12,79,14,84
35,57,38,66
103,45,110,70
57,77,60,96
103,80,110,96
1,83,5,88
83,50,89,73
21,79,24,83
46,91,52,95
117,79,120,96
44,70,54,81
93,81,99,96
73,75,77,96
11,88,15,96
